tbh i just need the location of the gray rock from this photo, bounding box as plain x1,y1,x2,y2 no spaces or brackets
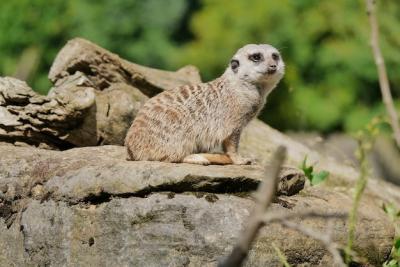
0,144,395,266
0,145,304,204
241,120,400,206
49,38,202,97
0,38,201,149
5,189,392,267
288,132,400,186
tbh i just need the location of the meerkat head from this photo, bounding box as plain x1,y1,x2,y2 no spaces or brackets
228,44,285,86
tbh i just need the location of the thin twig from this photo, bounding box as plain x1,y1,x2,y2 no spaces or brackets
264,211,347,267
345,138,370,263
218,146,287,267
281,220,346,267
366,0,400,148
218,147,347,266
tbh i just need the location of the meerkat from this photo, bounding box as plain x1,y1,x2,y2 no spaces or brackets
124,44,285,165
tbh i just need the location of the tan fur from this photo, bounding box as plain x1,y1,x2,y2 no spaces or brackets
125,44,285,165
183,153,233,165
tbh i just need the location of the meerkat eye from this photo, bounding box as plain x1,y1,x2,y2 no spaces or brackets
272,52,280,61
248,53,263,62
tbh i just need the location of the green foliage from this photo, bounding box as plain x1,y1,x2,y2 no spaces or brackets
382,203,400,267
176,0,400,133
345,117,381,264
300,156,329,186
384,258,400,267
383,203,400,222
1,0,399,133
0,0,187,94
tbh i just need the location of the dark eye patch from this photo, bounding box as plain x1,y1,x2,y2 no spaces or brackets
248,53,263,62
272,52,280,61
230,59,240,73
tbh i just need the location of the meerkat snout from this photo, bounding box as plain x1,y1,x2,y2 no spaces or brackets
267,65,277,74
267,52,279,74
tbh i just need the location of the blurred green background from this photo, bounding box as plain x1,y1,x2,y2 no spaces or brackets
1,0,399,133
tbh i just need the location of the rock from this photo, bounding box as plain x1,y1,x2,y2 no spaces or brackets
0,76,95,149
90,82,148,146
241,120,400,206
49,38,202,97
288,132,400,186
0,145,305,204
0,144,395,266
1,189,393,266
50,74,149,146
0,38,202,148
0,222,25,267
374,136,400,185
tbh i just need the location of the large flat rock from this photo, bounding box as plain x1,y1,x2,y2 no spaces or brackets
0,144,395,266
0,145,304,204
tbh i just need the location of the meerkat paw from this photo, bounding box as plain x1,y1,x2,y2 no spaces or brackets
182,154,211,165
228,154,255,165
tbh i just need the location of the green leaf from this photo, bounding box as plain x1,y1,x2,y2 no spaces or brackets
394,239,400,257
304,167,314,179
395,239,400,250
300,156,329,186
310,171,329,185
382,203,400,220
384,259,399,267
300,156,307,170
300,156,314,180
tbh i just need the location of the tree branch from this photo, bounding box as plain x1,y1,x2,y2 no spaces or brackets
366,0,400,148
218,145,287,267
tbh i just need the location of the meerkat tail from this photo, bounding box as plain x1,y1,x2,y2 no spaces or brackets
182,153,233,165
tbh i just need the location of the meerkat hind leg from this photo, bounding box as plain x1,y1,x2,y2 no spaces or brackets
182,153,233,165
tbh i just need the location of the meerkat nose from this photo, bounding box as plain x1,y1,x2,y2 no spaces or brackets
267,64,277,74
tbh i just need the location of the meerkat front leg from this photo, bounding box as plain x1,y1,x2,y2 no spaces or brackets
223,129,254,165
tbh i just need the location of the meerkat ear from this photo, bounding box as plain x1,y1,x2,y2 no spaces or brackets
230,59,240,73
